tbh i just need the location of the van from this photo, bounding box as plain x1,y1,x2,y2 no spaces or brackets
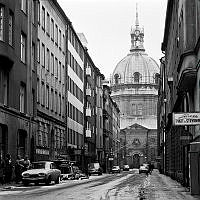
88,163,102,176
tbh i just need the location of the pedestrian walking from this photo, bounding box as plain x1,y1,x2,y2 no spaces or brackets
0,155,4,184
15,155,24,183
4,153,13,183
23,155,31,171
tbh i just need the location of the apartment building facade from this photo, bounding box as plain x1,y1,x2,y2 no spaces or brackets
160,0,200,194
36,0,68,161
0,0,38,161
67,23,84,165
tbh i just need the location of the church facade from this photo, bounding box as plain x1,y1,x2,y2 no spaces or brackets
110,7,159,167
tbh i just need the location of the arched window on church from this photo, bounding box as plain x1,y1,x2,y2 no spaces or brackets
133,72,140,83
114,74,120,85
154,73,160,84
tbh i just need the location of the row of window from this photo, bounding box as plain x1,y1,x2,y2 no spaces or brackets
119,102,157,116
68,102,83,125
68,27,84,61
67,128,83,146
114,73,160,84
39,1,65,53
37,79,65,117
68,76,83,103
37,123,65,149
37,39,65,83
68,51,83,81
0,5,14,45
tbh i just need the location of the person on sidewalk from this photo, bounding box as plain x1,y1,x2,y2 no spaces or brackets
23,155,31,171
15,155,24,183
3,154,13,183
0,155,4,184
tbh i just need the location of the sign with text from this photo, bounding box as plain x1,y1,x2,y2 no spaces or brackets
173,112,200,126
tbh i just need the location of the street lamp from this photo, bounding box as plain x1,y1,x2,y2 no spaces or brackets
160,56,166,174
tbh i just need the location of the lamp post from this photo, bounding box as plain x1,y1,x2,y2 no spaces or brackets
160,56,166,174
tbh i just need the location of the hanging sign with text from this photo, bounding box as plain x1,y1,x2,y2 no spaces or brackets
173,112,200,126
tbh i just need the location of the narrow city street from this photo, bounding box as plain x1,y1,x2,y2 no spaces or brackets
0,170,198,200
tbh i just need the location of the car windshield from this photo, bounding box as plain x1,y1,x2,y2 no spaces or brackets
32,162,46,169
113,166,119,169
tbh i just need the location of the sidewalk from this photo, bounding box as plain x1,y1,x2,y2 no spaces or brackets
146,170,200,200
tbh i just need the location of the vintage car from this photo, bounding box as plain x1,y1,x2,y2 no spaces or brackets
22,161,61,186
53,160,75,180
88,163,103,176
123,164,130,171
139,164,150,174
111,165,121,173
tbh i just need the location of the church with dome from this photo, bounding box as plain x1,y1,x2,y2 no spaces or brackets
110,7,159,168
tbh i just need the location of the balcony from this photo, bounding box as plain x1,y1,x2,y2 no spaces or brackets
86,129,91,137
86,88,91,96
86,67,91,76
86,108,91,116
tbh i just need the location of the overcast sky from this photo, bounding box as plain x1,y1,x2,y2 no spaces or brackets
58,0,168,79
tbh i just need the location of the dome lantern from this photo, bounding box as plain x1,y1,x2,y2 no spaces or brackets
130,4,145,52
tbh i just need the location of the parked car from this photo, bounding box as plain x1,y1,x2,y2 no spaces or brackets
111,165,121,173
75,169,89,180
139,164,150,174
88,163,103,176
53,160,75,180
22,161,61,186
123,164,130,171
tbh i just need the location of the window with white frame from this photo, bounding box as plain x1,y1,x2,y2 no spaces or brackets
41,6,45,30
51,53,54,74
50,89,53,111
8,11,13,45
58,61,61,82
55,24,58,45
20,83,26,113
59,29,61,48
46,48,50,71
55,57,58,78
51,18,54,40
41,43,45,67
21,33,26,63
0,6,4,41
46,12,50,35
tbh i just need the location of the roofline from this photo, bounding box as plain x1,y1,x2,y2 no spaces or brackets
161,0,173,51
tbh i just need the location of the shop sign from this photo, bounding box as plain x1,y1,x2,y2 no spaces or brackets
36,148,49,155
173,112,200,126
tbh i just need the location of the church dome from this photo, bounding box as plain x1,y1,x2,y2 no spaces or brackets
111,51,159,85
111,9,159,86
